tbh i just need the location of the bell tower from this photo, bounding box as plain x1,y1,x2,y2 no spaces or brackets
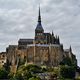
35,6,44,44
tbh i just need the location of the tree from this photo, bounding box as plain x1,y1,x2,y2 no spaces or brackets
29,76,41,80
60,65,76,79
0,67,8,79
14,65,33,80
23,64,42,73
23,71,32,80
10,64,42,80
60,57,72,66
15,72,23,80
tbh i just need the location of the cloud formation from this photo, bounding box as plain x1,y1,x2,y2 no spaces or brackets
0,0,80,66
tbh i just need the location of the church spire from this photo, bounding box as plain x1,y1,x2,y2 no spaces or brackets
57,36,60,44
52,31,54,36
70,45,72,52
35,5,44,31
38,5,41,23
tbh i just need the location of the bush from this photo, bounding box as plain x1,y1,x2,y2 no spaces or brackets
29,76,41,80
53,67,59,75
60,65,76,79
15,65,33,80
23,64,42,73
0,67,8,79
60,57,72,66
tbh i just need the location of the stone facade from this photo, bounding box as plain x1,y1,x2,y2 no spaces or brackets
26,44,63,67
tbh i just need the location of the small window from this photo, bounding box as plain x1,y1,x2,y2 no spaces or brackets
3,55,5,57
2,61,4,63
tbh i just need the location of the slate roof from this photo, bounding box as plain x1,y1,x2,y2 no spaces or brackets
64,49,70,53
44,33,51,36
36,23,44,31
18,39,34,43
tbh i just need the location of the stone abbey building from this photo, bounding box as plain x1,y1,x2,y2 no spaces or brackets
5,7,77,71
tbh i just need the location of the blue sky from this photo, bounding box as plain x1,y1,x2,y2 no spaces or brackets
0,0,80,66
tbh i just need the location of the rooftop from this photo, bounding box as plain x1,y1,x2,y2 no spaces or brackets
19,39,34,42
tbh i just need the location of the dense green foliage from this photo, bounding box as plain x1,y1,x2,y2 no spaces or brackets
60,57,73,66
9,64,42,80
60,65,76,79
59,57,77,79
29,76,41,80
0,67,9,79
23,64,42,73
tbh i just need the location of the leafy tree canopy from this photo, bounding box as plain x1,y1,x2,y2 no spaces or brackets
60,65,76,79
0,67,8,79
29,76,41,80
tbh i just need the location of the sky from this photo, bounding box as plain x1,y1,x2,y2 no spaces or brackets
0,0,80,66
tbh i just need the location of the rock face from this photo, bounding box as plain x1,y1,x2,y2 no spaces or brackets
3,7,77,72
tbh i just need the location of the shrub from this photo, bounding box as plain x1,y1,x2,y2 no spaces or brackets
60,65,76,79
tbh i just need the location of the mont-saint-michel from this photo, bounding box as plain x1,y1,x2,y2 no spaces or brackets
0,6,79,80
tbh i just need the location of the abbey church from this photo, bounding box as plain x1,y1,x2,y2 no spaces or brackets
4,7,77,72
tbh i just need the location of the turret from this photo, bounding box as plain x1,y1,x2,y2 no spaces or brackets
69,45,72,52
52,31,54,37
55,35,57,44
54,35,60,44
51,31,55,44
57,36,60,44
